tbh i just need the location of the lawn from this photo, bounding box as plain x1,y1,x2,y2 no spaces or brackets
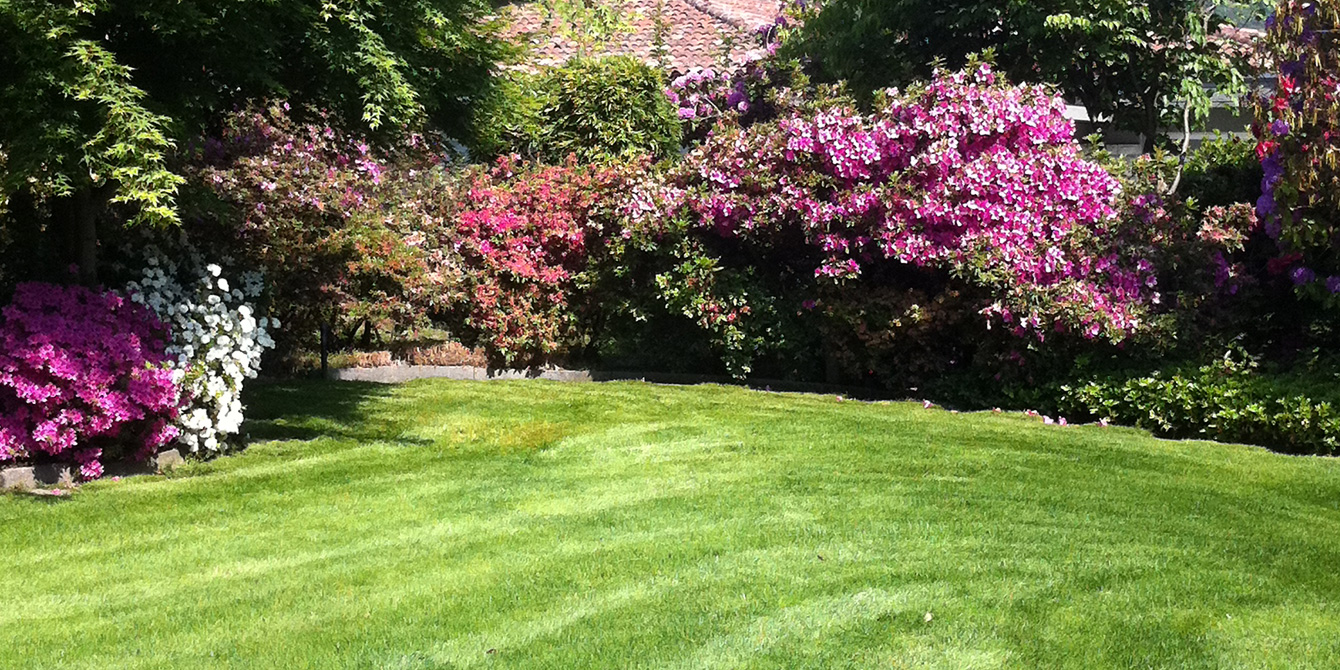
4,380,1340,669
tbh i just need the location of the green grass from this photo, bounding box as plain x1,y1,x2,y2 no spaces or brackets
4,380,1340,669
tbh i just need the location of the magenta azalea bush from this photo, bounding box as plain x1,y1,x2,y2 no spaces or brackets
0,283,181,479
642,65,1157,342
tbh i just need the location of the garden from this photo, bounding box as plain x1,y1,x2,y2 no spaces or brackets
2,0,1340,666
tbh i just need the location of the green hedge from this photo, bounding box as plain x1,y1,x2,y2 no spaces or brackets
474,56,681,162
1058,352,1340,455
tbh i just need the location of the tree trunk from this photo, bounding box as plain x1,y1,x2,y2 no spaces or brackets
1140,90,1162,156
74,188,99,286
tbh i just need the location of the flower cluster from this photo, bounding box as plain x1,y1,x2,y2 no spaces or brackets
0,283,181,479
125,238,276,454
664,14,798,142
667,65,1153,342
1254,1,1340,298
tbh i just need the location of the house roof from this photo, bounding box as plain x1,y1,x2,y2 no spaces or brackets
502,0,781,72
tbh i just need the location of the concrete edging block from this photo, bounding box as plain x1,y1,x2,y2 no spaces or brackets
1,467,37,491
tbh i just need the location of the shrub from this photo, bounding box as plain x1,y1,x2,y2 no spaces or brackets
457,156,641,366
1059,351,1340,455
188,104,468,356
123,237,276,455
0,283,181,479
193,104,642,368
665,17,808,144
1254,0,1340,300
609,65,1162,379
475,56,682,162
1178,134,1263,209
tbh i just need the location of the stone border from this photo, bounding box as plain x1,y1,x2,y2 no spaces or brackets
326,364,897,401
328,365,592,384
1,449,184,493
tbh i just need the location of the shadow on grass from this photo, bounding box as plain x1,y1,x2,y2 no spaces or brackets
242,380,430,445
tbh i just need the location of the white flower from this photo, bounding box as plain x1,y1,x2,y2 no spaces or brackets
123,238,275,454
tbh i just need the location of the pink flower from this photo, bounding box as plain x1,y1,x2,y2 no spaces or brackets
0,283,180,479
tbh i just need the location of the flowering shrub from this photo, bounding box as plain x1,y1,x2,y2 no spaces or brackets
189,104,467,355
0,283,181,479
622,65,1164,378
456,156,640,366
683,65,1154,338
1254,0,1340,300
192,104,640,367
665,15,809,143
124,238,275,454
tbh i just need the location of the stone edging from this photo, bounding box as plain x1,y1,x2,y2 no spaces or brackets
1,449,185,493
326,365,896,400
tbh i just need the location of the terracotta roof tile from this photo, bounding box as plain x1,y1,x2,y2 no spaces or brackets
503,0,781,72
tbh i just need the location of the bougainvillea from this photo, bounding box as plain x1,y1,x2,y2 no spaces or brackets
650,65,1156,347
1254,0,1340,299
124,237,276,454
0,283,181,479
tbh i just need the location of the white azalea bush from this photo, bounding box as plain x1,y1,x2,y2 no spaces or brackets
124,238,276,454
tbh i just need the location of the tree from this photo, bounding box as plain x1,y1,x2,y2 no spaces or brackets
0,0,508,286
782,0,1259,154
538,0,641,59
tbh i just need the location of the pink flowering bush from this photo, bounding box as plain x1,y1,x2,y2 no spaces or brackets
189,104,458,356
191,104,642,367
453,157,639,366
680,65,1156,339
0,283,180,479
609,65,1166,379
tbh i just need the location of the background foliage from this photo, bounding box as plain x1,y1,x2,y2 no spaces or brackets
474,56,682,163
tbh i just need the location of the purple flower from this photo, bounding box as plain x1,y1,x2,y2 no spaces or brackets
1265,218,1283,239
1270,119,1291,137
1292,266,1316,285
1326,276,1340,294
1256,193,1277,219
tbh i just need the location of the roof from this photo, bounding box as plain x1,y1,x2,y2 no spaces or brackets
502,0,782,72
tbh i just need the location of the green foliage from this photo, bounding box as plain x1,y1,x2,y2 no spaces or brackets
538,0,641,58
474,56,681,162
1060,350,1340,455
1178,134,1263,208
0,0,508,262
783,0,1255,146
